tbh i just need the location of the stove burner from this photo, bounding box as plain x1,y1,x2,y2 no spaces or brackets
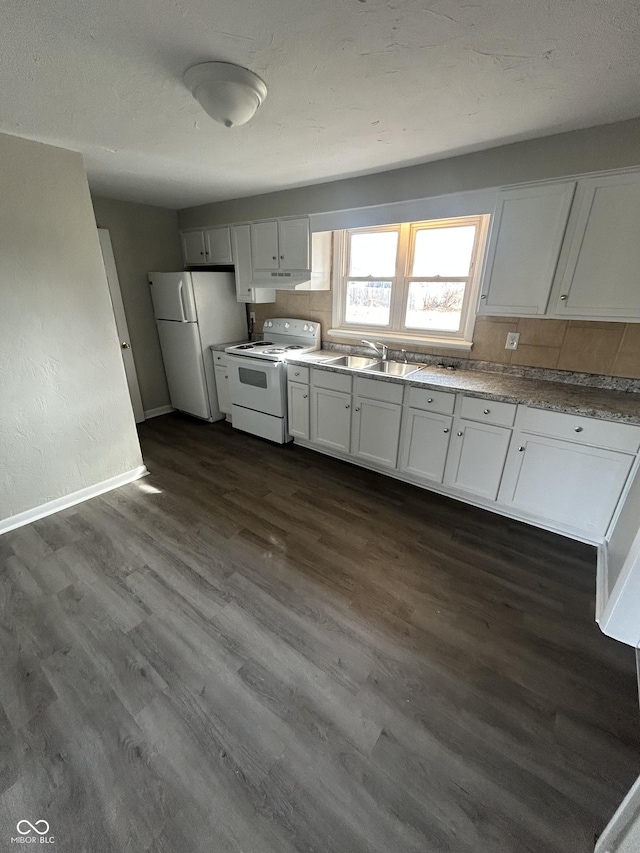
286,345,305,350
236,343,255,350
263,348,285,354
254,341,273,346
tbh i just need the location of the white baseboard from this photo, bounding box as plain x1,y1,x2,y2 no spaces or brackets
143,405,175,419
0,465,148,536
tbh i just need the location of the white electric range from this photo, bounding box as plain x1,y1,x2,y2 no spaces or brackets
225,318,321,443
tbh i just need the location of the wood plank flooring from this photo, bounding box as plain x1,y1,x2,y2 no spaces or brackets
1,412,638,852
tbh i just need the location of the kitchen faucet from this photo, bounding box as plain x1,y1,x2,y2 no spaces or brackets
361,340,389,360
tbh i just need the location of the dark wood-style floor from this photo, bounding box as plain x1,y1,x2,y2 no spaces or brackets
1,414,638,852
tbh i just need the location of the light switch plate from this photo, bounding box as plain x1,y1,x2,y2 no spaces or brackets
505,331,520,350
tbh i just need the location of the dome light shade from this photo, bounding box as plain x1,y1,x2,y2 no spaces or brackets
184,62,268,128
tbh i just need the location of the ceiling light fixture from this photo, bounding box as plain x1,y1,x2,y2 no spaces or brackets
184,61,268,128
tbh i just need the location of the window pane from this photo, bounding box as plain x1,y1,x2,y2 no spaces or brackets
349,232,398,277
405,281,465,332
412,225,476,277
345,281,392,326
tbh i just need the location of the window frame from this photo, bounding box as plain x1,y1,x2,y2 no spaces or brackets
330,215,490,351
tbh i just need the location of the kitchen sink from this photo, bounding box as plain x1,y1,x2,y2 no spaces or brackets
363,361,426,376
324,355,379,369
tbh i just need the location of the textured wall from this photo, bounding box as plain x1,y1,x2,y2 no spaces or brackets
0,133,143,522
91,196,183,412
252,290,640,378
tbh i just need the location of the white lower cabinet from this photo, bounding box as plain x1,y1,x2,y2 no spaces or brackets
310,387,352,453
287,381,310,440
499,433,635,535
399,409,452,483
444,418,512,500
214,364,231,415
351,396,402,469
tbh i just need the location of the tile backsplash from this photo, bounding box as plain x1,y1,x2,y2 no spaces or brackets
252,291,640,379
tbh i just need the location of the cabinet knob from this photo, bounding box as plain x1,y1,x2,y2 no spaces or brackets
272,255,277,260
345,404,350,409
295,372,300,376
121,342,130,349
457,431,463,437
280,255,284,260
574,426,583,432
224,375,228,379
480,294,487,299
303,394,308,399
200,251,205,256
518,446,525,452
427,398,433,403
355,407,360,412
560,294,568,300
483,408,490,414
443,428,449,434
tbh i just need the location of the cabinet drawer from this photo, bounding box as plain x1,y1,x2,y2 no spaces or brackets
311,368,352,393
406,387,455,415
521,407,640,453
354,377,403,405
212,351,227,366
288,365,309,384
460,396,516,427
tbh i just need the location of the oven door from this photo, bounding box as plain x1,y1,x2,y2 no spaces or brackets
226,355,286,417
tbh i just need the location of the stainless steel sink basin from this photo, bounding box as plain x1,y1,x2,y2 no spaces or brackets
324,355,379,369
363,361,425,376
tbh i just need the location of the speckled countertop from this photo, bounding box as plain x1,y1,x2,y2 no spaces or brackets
287,350,640,424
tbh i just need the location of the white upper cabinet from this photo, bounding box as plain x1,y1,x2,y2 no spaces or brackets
182,227,232,265
478,182,575,316
251,217,311,274
230,225,276,304
552,172,640,319
181,230,207,265
204,227,233,264
251,220,280,271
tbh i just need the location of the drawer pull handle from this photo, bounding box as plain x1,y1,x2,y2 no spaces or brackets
483,408,490,414
518,446,525,452
480,294,487,299
457,431,463,437
427,398,433,403
574,426,583,432
443,428,450,434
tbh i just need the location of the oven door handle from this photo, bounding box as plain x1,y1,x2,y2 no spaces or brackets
226,355,283,370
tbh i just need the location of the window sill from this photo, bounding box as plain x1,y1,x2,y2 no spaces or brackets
326,328,473,353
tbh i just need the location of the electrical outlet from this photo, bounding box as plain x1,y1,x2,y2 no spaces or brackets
505,331,520,350
249,311,256,323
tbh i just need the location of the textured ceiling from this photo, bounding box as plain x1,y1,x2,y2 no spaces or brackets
3,0,640,208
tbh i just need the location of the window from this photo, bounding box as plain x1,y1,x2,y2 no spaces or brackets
331,216,490,349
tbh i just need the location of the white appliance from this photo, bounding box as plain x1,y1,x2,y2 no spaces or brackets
225,318,321,443
149,272,248,421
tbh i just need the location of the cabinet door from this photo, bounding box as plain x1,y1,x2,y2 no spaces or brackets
214,365,231,415
287,382,310,440
278,217,310,271
204,227,233,264
351,397,402,469
501,433,634,535
181,230,206,265
310,388,352,453
251,221,280,271
231,225,276,304
478,182,575,316
399,409,452,483
445,419,512,500
554,172,640,319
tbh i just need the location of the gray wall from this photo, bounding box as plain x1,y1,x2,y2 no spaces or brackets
178,117,640,227
0,133,143,524
92,195,183,413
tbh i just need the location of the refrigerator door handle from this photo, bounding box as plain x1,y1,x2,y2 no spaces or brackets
178,281,187,322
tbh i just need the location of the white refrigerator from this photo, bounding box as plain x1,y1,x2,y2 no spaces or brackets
148,272,247,421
